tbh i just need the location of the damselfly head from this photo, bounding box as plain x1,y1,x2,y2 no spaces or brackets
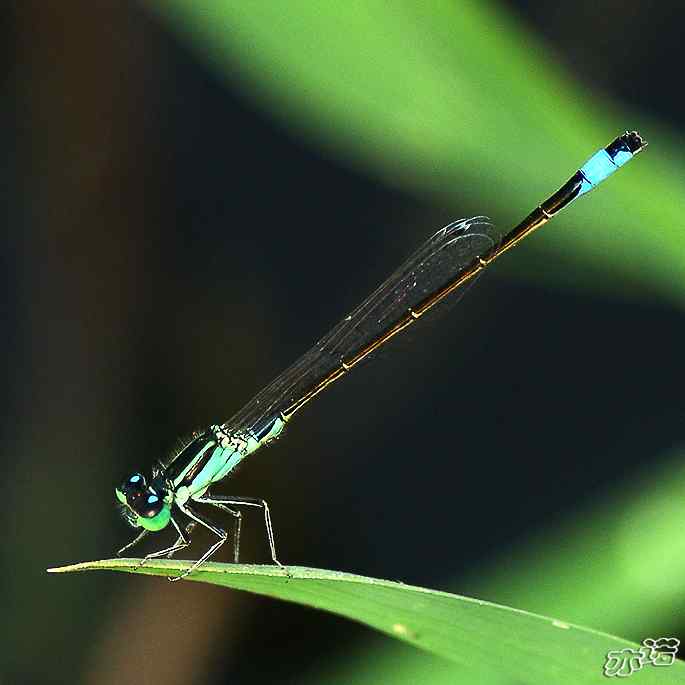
115,472,171,532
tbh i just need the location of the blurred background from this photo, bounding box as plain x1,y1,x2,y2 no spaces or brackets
4,1,685,683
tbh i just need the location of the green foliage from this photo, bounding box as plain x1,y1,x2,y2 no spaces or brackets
49,560,684,684
149,0,685,303
304,452,685,685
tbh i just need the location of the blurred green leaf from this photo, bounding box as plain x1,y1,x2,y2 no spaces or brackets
49,559,682,684
302,451,685,685
149,0,684,304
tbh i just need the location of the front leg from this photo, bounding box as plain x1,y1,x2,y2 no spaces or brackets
117,528,149,557
139,516,190,565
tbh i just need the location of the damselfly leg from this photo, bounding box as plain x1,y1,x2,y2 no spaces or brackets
195,495,282,567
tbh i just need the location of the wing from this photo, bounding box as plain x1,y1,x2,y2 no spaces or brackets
222,217,499,436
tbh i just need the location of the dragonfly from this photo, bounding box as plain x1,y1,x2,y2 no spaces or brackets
116,131,647,581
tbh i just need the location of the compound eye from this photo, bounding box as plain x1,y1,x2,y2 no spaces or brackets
115,473,148,506
132,492,164,519
122,473,147,495
135,492,171,532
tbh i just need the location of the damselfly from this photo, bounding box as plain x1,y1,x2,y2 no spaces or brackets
116,131,646,580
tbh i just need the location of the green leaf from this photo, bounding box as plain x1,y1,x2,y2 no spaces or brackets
147,0,685,305
48,559,683,683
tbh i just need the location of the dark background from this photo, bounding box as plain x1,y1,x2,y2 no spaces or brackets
4,2,684,684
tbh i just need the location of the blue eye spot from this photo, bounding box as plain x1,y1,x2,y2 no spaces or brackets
130,475,141,483
148,495,159,504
